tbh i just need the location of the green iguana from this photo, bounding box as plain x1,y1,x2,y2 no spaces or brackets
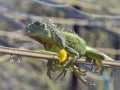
26,19,112,86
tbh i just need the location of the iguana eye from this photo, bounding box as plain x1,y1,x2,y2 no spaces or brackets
33,21,40,27
35,22,40,26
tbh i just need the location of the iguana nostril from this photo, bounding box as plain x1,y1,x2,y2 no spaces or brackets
25,27,31,34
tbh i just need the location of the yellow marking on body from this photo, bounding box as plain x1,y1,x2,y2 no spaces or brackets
58,49,67,62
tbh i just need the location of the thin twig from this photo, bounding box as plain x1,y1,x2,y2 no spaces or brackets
0,46,120,67
0,46,57,59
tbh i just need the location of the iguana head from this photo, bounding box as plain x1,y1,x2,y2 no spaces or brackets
26,20,65,47
26,20,52,38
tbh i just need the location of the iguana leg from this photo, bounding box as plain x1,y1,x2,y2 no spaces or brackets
72,65,95,86
47,59,57,79
47,59,67,80
55,69,67,80
64,46,80,70
85,50,104,75
57,46,90,82
53,46,79,79
65,46,79,65
92,59,104,75
78,67,87,76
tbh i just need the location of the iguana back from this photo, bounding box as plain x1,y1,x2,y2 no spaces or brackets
63,32,86,56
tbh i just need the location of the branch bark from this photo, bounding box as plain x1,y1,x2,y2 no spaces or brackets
0,46,120,68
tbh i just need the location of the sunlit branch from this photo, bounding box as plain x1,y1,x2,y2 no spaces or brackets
0,46,120,67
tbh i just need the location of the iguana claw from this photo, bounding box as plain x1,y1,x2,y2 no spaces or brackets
47,68,53,79
72,65,95,86
92,59,104,75
47,59,68,80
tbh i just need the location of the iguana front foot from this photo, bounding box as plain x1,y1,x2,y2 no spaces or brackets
55,69,67,80
47,60,56,79
47,64,68,80
47,68,53,79
47,53,68,80
72,65,95,86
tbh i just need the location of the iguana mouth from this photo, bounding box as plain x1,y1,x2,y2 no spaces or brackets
26,26,31,34
28,33,55,46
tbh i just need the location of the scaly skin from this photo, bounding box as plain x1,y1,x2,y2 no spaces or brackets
26,19,105,86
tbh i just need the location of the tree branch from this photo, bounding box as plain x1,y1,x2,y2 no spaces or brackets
0,46,120,67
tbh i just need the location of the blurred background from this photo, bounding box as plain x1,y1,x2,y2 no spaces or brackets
0,0,120,90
